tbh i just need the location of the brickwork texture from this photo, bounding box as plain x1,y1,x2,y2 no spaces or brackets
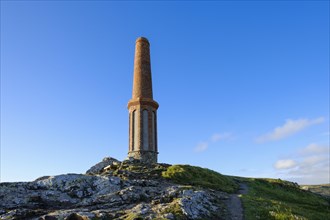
127,37,159,163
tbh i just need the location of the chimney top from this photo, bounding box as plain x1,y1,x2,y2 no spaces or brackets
136,37,149,45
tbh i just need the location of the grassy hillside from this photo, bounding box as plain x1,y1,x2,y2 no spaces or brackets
162,164,238,193
162,165,330,220
240,178,330,220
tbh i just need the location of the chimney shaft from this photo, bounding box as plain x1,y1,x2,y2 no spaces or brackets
132,37,153,99
127,37,159,164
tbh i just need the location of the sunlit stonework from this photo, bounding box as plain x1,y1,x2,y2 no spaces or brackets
127,37,159,163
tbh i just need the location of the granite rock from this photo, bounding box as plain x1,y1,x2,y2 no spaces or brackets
0,157,230,219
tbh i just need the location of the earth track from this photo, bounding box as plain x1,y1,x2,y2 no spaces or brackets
225,183,248,220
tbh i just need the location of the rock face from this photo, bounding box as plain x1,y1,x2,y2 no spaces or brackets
0,157,232,220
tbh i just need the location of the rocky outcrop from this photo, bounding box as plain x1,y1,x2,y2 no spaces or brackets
85,157,120,175
0,158,232,219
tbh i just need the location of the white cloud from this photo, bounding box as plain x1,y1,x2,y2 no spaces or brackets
299,143,328,155
274,159,297,169
194,142,208,152
274,143,330,184
287,155,329,184
301,155,328,166
256,117,324,143
211,132,232,142
194,132,232,153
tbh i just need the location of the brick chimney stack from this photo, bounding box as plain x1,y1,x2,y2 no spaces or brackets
132,37,153,99
127,37,159,163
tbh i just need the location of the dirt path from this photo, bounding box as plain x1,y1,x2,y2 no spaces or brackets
226,183,248,220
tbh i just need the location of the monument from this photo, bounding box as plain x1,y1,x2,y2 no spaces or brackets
127,37,159,163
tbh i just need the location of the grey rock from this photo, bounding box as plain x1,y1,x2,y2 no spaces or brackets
163,212,174,219
85,157,120,175
1,157,229,220
179,190,215,219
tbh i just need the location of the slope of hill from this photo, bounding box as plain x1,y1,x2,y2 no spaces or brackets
300,184,330,198
0,157,329,219
240,178,329,219
162,165,330,220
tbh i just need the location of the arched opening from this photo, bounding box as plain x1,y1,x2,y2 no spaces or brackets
152,111,155,151
153,111,157,152
142,109,149,150
129,112,132,151
132,110,138,151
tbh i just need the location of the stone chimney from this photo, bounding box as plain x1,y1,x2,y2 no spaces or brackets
127,37,159,163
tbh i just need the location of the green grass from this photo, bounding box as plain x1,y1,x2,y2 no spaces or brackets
161,198,186,220
162,164,238,193
123,213,143,220
161,164,329,219
241,178,330,220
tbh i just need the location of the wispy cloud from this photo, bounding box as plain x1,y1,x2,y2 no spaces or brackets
274,159,297,169
256,117,324,143
274,143,329,184
211,132,232,142
194,132,232,152
299,143,328,155
194,142,209,152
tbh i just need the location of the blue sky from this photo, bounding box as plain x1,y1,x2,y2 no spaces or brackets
1,1,329,184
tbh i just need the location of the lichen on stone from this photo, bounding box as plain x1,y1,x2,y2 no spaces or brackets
0,157,232,220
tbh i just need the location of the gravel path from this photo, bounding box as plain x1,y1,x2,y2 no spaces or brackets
226,183,249,220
